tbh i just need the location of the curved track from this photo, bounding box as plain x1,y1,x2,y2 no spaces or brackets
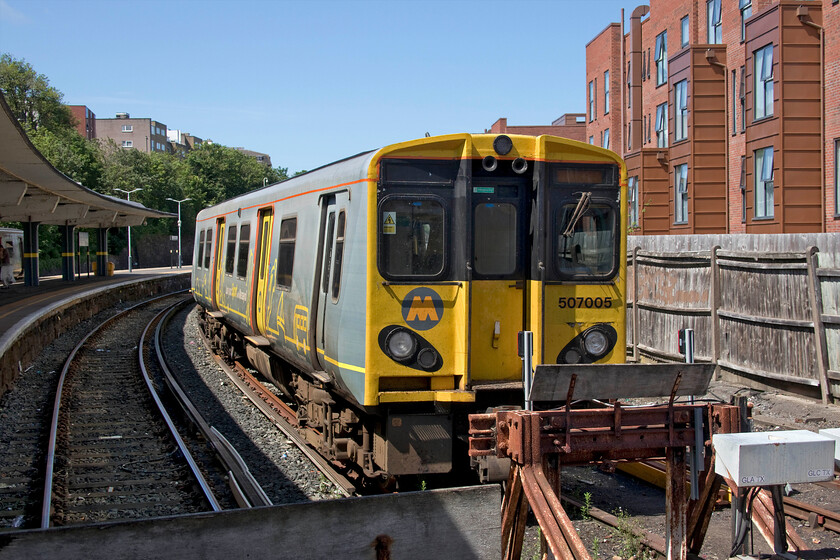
41,293,218,527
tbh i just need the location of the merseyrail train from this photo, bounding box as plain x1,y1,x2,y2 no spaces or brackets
192,133,627,481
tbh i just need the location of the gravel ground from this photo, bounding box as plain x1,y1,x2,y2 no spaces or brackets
161,304,342,503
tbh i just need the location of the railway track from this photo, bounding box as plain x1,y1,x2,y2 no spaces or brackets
42,293,219,527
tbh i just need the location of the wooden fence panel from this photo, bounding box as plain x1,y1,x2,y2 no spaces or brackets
626,233,839,402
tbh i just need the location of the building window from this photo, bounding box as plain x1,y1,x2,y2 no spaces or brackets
121,140,133,148
655,31,668,86
627,122,632,151
755,44,774,120
681,16,689,48
604,70,610,114
740,0,752,42
589,80,595,121
627,61,632,107
740,156,747,222
628,176,639,228
707,0,722,44
675,80,688,142
121,125,133,133
740,66,746,131
603,129,610,150
589,135,594,145
835,140,839,215
675,164,688,224
755,146,774,218
656,102,669,148
731,70,738,135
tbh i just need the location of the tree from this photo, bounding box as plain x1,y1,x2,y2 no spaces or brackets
0,53,74,133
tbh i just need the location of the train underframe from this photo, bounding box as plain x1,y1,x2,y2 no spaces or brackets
198,310,488,484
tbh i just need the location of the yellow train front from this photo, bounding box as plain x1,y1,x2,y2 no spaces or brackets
192,133,627,481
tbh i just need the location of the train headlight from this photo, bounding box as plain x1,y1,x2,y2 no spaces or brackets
386,330,417,362
582,329,609,358
416,348,439,370
563,348,582,364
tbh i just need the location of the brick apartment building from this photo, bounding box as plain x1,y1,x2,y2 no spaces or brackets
67,105,96,140
96,113,170,154
486,114,588,142
587,0,839,234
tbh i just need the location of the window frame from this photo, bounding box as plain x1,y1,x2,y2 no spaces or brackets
681,16,689,48
675,164,688,224
740,156,747,222
628,176,639,229
197,230,206,269
330,211,346,302
236,223,251,279
707,0,722,44
589,80,595,121
276,216,297,290
754,146,775,219
655,102,669,148
835,139,840,216
675,80,688,142
754,44,774,121
740,0,752,42
121,140,133,148
121,125,133,133
225,225,237,275
603,128,610,150
655,31,668,86
604,70,610,114
377,194,449,281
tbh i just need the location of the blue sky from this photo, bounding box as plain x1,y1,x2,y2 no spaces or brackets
1,0,632,174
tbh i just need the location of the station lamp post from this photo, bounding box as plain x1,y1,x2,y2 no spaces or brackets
115,187,142,272
166,197,191,268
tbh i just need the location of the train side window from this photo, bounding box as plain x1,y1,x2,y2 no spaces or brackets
322,213,336,294
197,230,205,269
474,203,517,275
276,217,297,289
379,197,445,279
204,230,212,269
331,211,346,302
554,202,617,279
225,225,237,275
236,224,250,278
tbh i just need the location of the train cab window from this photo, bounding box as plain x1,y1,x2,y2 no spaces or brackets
204,230,212,269
225,226,237,275
331,211,346,302
236,224,250,278
197,230,205,269
379,198,445,279
554,201,617,279
474,203,517,275
277,217,297,289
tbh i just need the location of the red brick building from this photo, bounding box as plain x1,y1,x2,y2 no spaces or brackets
587,0,839,234
67,105,96,140
486,114,587,142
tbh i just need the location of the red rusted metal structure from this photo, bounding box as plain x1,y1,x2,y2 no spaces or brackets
469,365,752,560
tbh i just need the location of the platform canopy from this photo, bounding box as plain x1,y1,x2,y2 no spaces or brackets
0,93,174,228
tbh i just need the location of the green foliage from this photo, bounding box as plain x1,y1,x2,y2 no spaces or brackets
0,53,74,133
29,126,104,189
612,507,653,560
582,491,593,520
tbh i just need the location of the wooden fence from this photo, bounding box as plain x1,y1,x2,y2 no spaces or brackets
626,234,840,402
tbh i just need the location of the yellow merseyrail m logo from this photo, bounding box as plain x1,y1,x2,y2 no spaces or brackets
401,287,443,331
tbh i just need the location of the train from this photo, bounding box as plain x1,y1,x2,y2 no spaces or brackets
192,133,627,482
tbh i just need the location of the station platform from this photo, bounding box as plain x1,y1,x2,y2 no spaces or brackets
0,266,191,396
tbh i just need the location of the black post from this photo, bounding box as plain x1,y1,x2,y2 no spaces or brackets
60,224,76,281
22,221,40,286
96,228,109,277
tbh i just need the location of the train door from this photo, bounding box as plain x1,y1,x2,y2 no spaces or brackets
469,177,529,382
212,219,226,310
312,192,348,371
254,208,274,334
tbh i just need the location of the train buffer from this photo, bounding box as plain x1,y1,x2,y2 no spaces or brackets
466,362,780,560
